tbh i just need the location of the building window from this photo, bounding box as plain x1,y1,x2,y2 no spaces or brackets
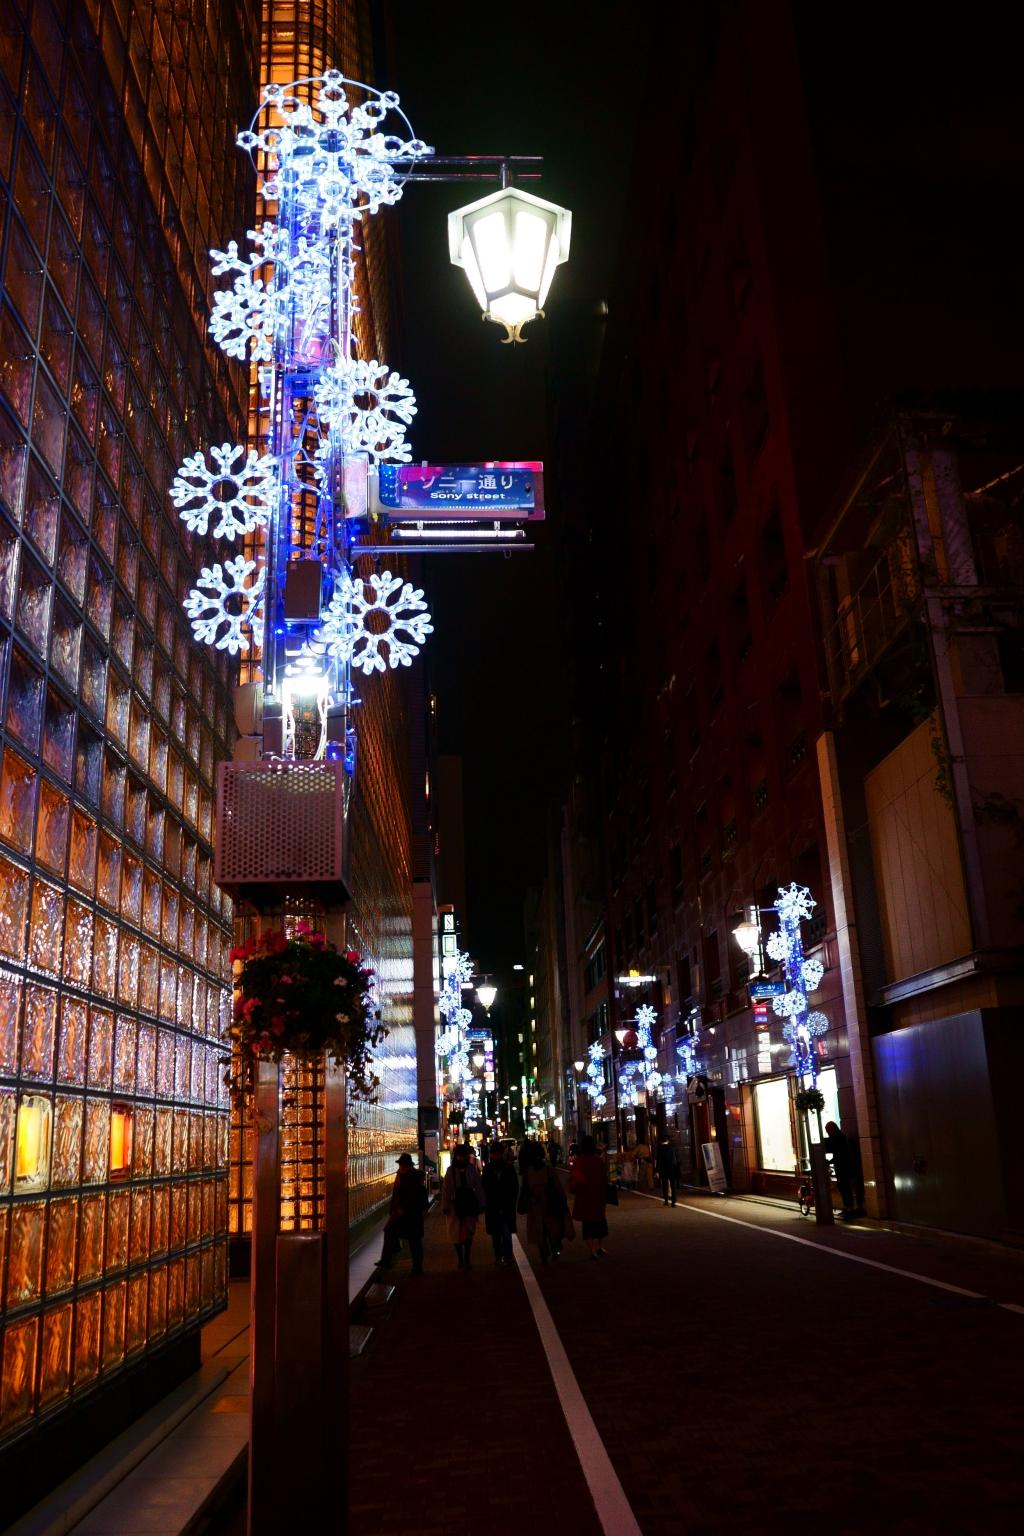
753,1077,797,1172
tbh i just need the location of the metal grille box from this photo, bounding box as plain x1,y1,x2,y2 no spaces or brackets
215,761,350,908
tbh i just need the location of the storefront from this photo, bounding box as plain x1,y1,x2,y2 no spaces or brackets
751,1067,840,1190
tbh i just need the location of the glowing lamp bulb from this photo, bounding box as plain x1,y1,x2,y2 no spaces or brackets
448,186,572,344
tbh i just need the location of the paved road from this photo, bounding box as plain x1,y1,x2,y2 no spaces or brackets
348,1191,1024,1535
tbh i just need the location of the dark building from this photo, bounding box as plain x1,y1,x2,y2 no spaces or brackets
551,1,1024,1233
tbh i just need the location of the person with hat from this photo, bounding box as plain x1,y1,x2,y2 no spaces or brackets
375,1152,429,1275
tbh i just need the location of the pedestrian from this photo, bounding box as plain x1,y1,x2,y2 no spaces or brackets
547,1136,562,1166
520,1143,572,1262
482,1142,519,1265
375,1153,428,1275
570,1134,609,1258
656,1135,680,1206
822,1121,864,1219
442,1142,484,1268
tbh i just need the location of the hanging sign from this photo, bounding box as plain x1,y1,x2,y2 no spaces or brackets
749,979,786,1000
372,462,545,519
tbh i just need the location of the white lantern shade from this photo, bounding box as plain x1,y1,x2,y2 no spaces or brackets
449,186,572,342
476,983,497,1011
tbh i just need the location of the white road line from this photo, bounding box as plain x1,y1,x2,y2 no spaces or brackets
629,1190,997,1302
999,1302,1024,1315
511,1235,643,1536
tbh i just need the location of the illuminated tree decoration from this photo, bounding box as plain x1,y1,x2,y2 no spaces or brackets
183,556,265,655
317,569,433,674
170,443,278,541
767,883,827,1081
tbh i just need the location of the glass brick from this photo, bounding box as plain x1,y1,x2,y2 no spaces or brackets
0,304,33,428
133,1105,153,1176
149,1267,167,1339
174,1036,190,1101
42,686,76,783
87,1007,113,1088
105,1187,129,1270
6,1199,45,1305
152,1185,169,1255
187,1182,201,1237
73,1292,101,1386
67,807,98,895
0,513,20,622
0,1315,38,1429
101,749,125,827
170,1184,186,1249
142,869,161,936
129,1186,151,1265
92,914,117,997
24,462,60,569
0,748,38,857
29,882,63,975
96,828,120,909
51,1095,83,1186
62,897,93,986
35,777,69,874
154,1107,172,1174
50,601,83,695
39,1303,73,1407
57,511,88,603
168,1259,184,1327
175,966,193,1030
45,1198,77,1294
0,1086,14,1194
159,956,176,1021
0,416,28,530
105,670,129,748
21,983,56,1078
126,1273,147,1356
161,885,178,949
201,1247,214,1310
113,1015,135,1092
136,1023,155,1094
117,932,139,1007
75,723,102,806
185,1252,200,1318
82,1097,110,1182
172,1110,188,1174
156,1029,174,1098
190,1039,205,1104
78,1193,105,1283
57,996,87,1083
15,554,53,656
0,967,21,1073
102,1281,126,1370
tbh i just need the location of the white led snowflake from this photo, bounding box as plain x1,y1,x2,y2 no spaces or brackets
772,990,807,1019
765,930,791,963
209,226,334,363
317,569,433,673
805,1011,829,1035
635,1003,657,1036
775,882,816,924
314,360,417,464
800,957,824,992
237,73,431,226
183,556,264,655
170,443,277,542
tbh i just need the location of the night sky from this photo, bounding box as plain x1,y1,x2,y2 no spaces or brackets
384,3,646,967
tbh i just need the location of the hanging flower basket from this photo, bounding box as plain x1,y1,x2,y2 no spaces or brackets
795,1086,825,1114
223,920,383,1109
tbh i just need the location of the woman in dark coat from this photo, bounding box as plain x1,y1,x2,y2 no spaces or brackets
481,1143,519,1264
570,1134,609,1258
442,1142,485,1268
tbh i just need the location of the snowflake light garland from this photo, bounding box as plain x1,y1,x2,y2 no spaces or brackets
767,882,828,1081
317,569,433,674
314,359,417,464
171,444,277,542
183,557,264,655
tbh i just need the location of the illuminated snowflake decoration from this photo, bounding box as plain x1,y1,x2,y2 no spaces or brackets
183,556,264,655
676,1031,704,1079
800,957,824,992
772,990,807,1018
317,569,433,674
635,1004,657,1038
584,1040,606,1104
765,930,791,964
237,73,432,226
208,225,336,364
170,443,277,542
314,360,417,464
775,882,816,925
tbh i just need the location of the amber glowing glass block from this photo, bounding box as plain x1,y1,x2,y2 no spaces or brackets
45,1199,77,1295
1,1316,38,1430
39,1305,73,1407
6,1202,44,1308
73,1294,101,1387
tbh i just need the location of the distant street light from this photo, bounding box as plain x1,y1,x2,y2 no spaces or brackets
449,184,571,343
476,981,497,1011
732,905,763,961
573,1059,586,1073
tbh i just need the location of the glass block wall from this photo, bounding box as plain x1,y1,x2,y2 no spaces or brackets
0,0,259,1448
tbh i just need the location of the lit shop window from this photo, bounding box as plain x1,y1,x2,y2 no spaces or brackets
15,1095,53,1190
753,1076,797,1173
805,1066,840,1144
109,1105,134,1177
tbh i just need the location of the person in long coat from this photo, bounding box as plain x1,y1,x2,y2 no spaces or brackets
376,1153,428,1274
522,1143,572,1262
481,1143,519,1264
442,1141,484,1269
570,1134,609,1258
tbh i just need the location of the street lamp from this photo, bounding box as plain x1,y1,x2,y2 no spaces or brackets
732,905,763,964
476,981,497,1012
449,185,572,343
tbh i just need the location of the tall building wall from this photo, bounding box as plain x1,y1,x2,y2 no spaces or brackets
0,0,259,1487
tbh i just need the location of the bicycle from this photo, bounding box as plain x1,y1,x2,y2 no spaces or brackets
797,1167,814,1217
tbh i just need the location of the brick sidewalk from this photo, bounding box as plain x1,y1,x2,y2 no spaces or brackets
348,1209,594,1536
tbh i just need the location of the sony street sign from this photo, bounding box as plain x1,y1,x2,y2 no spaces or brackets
371,462,545,519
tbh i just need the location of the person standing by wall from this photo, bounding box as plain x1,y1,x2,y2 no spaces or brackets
375,1154,428,1275
482,1143,519,1265
570,1135,610,1259
656,1136,680,1206
442,1142,484,1268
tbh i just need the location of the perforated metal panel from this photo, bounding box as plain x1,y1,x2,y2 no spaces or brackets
215,761,350,908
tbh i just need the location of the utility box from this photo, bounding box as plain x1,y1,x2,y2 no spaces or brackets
215,760,350,909
283,559,324,621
